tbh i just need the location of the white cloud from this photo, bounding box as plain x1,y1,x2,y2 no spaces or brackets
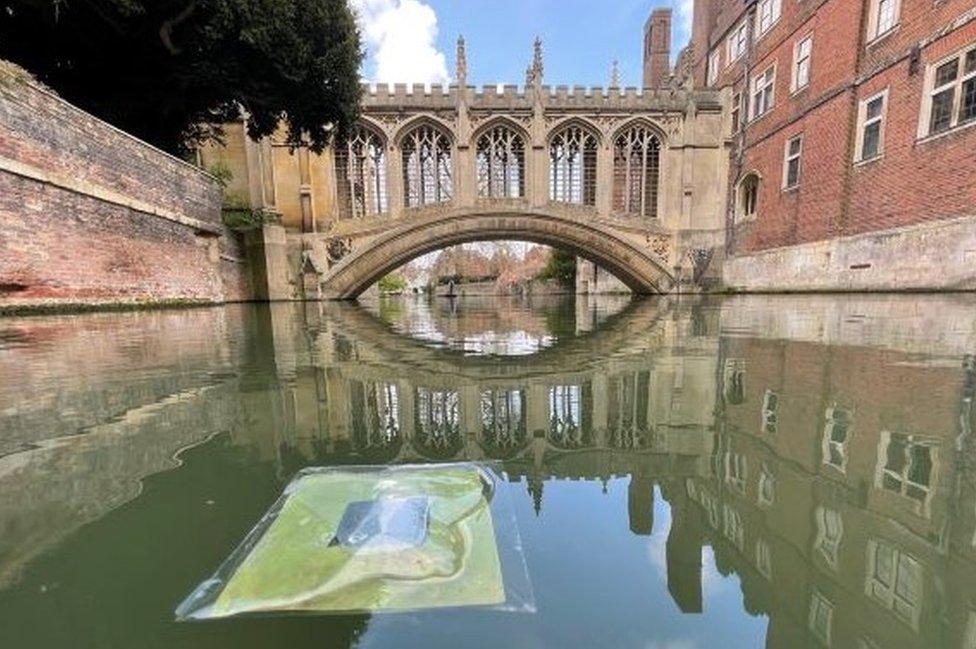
351,0,450,85
674,0,694,43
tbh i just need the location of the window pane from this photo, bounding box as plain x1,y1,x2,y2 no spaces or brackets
866,96,884,120
960,77,976,124
907,445,932,485
930,89,955,134
862,121,881,159
966,49,976,74
935,60,959,87
789,138,802,156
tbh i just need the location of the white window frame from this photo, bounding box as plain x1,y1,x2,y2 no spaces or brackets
755,538,773,580
755,0,782,40
722,503,745,550
783,135,803,190
865,539,922,630
867,0,900,43
725,451,748,493
855,90,888,163
727,22,748,66
822,405,853,471
874,430,939,515
809,590,834,647
918,43,976,139
792,34,813,93
761,388,779,433
751,64,776,120
814,506,844,570
758,463,775,507
708,50,721,86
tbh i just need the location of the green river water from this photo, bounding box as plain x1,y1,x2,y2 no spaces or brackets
1,294,974,648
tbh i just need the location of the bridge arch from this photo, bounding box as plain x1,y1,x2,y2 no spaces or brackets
318,208,675,299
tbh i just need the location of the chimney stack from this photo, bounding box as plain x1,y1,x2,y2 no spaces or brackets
643,7,672,88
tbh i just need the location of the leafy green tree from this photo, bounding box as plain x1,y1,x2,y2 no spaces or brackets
377,273,407,295
0,0,363,155
537,248,577,288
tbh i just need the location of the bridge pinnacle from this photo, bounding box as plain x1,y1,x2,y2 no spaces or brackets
455,35,467,86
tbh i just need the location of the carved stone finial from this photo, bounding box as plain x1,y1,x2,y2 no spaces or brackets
531,37,544,86
456,35,467,85
610,59,620,88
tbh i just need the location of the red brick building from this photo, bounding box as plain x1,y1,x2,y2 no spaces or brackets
684,0,976,290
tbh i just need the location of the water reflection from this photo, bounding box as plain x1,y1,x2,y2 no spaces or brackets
1,295,976,648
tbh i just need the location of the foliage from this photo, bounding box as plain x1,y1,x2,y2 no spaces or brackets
207,160,234,189
0,0,363,155
222,207,275,230
377,273,408,295
536,248,577,288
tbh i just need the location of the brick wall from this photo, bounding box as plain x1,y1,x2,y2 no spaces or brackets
694,0,976,273
0,69,252,311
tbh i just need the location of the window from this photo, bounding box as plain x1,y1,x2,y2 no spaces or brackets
727,22,748,65
756,538,773,579
866,539,922,629
809,591,834,646
413,388,462,459
548,384,592,448
814,506,844,569
756,0,782,38
726,451,747,493
793,35,813,92
870,0,899,41
723,504,744,550
762,389,779,433
876,431,938,507
708,50,721,86
549,125,598,205
921,45,976,137
731,91,742,133
783,135,802,190
752,65,776,120
401,124,453,208
822,406,853,471
737,173,759,221
476,123,526,199
856,92,887,162
335,126,387,219
480,389,526,458
758,463,775,506
612,123,662,218
723,358,746,404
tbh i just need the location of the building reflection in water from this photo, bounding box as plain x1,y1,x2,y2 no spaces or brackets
2,294,976,648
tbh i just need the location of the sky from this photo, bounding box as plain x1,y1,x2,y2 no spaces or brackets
350,0,694,89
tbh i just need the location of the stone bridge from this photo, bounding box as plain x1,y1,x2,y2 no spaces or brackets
293,42,728,298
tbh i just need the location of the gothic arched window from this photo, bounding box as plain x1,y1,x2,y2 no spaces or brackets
549,125,598,206
401,124,453,208
476,124,525,199
612,124,661,218
335,126,387,219
737,173,760,221
413,388,463,459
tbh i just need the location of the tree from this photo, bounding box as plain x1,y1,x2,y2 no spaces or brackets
0,0,363,155
537,248,577,288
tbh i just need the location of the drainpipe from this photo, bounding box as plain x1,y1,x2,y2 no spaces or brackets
725,0,758,257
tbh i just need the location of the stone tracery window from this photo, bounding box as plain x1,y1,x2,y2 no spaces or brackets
335,126,387,219
549,125,598,205
476,124,525,199
401,124,453,208
612,124,661,218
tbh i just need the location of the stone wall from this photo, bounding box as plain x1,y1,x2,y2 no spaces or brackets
0,67,251,312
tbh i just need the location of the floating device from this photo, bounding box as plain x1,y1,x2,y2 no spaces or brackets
176,463,533,618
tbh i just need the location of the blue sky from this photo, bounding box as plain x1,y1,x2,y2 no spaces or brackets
351,0,693,88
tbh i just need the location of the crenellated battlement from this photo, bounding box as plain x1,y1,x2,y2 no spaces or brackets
360,81,722,112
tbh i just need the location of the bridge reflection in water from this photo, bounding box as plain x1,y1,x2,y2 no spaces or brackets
1,295,976,648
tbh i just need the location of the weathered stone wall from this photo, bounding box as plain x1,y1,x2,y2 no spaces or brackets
0,68,251,311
